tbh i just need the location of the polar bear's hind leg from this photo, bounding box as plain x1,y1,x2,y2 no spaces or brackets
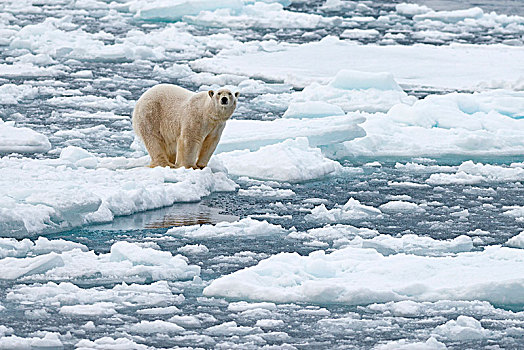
144,137,174,168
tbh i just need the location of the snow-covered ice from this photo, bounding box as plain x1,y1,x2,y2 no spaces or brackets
0,241,200,281
0,155,236,236
0,118,51,154
192,37,524,90
204,245,524,305
216,113,365,153
166,218,285,239
305,198,382,223
215,137,342,182
506,231,524,249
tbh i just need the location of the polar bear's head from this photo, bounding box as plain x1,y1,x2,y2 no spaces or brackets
208,88,239,120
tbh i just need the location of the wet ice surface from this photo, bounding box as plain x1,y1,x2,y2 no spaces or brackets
1,0,524,349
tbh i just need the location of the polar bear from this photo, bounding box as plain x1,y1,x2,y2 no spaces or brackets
132,84,238,169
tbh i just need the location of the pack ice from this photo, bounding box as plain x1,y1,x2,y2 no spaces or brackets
204,245,524,306
0,148,236,237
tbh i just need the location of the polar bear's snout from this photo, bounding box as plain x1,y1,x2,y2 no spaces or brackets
221,96,229,105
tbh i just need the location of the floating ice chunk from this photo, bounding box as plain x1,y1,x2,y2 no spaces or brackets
341,29,379,39
137,305,181,315
375,337,446,350
129,320,184,334
305,198,382,223
228,301,277,312
503,206,524,221
432,316,489,340
178,244,209,255
217,114,365,153
388,181,430,188
0,118,51,154
342,90,524,157
47,95,131,111
205,321,260,336
192,37,524,90
31,237,88,255
0,62,64,77
129,0,244,20
110,241,183,266
1,242,200,282
426,172,484,185
239,185,295,198
215,138,342,182
0,253,64,280
0,332,63,350
0,238,34,259
379,201,425,213
0,84,39,105
59,302,117,316
10,17,164,62
364,161,381,167
414,7,484,23
395,3,431,16
282,101,344,119
288,224,378,247
290,74,415,114
506,231,524,249
292,225,472,254
427,161,524,185
255,319,285,329
204,245,524,306
60,111,129,120
76,337,148,350
0,156,236,236
59,146,98,169
356,234,473,256
185,2,341,29
166,218,285,239
329,70,401,91
168,315,202,328
8,280,177,309
71,70,93,78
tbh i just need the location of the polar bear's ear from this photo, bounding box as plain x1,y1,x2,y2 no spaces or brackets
234,92,240,98
208,90,214,98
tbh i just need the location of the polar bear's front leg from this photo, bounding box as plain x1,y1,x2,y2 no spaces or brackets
175,137,201,169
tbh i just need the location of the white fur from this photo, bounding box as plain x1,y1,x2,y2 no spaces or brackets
132,84,238,169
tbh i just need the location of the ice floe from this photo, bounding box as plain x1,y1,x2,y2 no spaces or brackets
506,231,524,249
375,337,446,350
217,114,365,153
0,155,235,236
432,316,490,341
1,241,200,281
215,137,342,182
166,218,285,239
204,245,524,306
427,161,524,185
305,198,382,223
192,36,524,89
340,90,524,157
185,2,341,29
285,70,416,114
0,332,63,350
0,118,51,154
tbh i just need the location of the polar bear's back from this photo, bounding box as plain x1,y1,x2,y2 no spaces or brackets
132,84,196,140
138,84,194,107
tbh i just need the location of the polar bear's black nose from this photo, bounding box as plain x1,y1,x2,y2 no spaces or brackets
221,97,228,105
